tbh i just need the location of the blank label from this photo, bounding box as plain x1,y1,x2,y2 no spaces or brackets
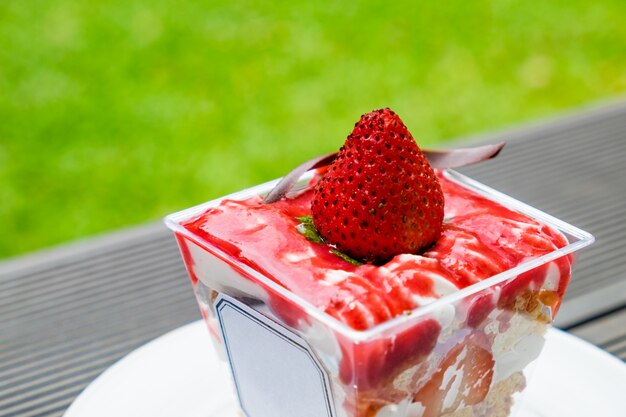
215,294,335,417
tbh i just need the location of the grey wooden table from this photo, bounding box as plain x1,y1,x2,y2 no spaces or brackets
1,101,625,416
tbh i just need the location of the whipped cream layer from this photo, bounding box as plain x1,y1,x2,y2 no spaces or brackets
183,172,570,331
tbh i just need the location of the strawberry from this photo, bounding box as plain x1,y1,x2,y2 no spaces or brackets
311,108,444,263
466,291,497,328
413,333,494,417
338,317,441,390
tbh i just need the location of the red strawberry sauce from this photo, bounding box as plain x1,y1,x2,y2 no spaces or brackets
182,172,569,331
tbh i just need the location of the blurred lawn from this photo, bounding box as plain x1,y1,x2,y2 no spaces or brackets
1,1,626,259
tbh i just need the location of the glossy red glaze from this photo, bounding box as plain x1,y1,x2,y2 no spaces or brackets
182,172,570,331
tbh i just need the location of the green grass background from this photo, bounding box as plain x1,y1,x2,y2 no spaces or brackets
1,1,626,259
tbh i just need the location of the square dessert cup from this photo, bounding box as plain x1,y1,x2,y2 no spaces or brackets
165,170,593,417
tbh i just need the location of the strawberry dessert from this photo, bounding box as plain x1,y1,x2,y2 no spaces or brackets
166,109,592,417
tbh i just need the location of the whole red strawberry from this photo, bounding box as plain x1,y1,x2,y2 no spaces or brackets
311,108,444,263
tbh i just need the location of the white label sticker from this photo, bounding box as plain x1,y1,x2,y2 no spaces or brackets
216,294,335,417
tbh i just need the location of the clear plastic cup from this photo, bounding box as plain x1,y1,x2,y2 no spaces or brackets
165,169,593,417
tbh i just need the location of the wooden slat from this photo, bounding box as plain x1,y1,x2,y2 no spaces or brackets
458,103,626,327
568,306,626,360
0,226,198,417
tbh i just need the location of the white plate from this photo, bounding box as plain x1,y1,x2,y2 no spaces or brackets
64,321,626,417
